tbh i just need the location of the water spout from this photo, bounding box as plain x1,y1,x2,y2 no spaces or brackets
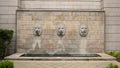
80,37,87,54
79,24,88,54
32,22,42,50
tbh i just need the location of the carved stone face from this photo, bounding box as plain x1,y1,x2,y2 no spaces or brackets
57,24,65,37
34,25,42,36
80,24,88,37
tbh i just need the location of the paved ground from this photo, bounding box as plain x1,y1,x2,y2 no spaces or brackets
12,60,120,68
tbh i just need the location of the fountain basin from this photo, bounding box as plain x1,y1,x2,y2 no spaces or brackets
5,53,115,61
4,53,118,68
20,50,100,57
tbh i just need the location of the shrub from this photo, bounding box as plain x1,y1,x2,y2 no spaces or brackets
106,63,118,68
106,51,116,57
0,61,14,68
106,51,120,59
115,52,120,59
0,29,13,59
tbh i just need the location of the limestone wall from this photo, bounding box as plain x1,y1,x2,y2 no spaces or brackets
0,0,19,54
0,0,120,53
104,0,120,51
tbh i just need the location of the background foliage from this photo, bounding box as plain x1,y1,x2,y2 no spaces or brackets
0,29,13,60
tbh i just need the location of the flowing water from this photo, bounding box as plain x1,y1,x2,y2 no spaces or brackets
32,37,41,50
80,37,87,54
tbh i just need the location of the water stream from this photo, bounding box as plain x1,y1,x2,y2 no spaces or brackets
80,37,87,54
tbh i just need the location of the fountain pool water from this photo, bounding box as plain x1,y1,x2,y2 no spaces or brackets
80,37,87,54
20,53,100,57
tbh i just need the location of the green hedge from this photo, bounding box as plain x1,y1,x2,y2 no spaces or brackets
0,29,13,59
106,63,118,68
106,51,120,59
0,61,14,68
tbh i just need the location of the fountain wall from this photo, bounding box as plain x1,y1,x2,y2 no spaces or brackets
17,10,104,53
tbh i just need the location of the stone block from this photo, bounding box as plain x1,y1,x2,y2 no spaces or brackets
104,4,120,8
0,0,18,6
0,15,16,24
104,0,120,3
106,17,120,21
105,34,120,42
104,8,120,16
106,17,120,25
21,0,101,2
21,1,101,10
0,7,17,14
0,23,15,31
106,25,120,33
106,20,120,25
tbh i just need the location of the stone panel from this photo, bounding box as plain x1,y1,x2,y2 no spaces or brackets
21,1,101,10
21,0,101,1
17,11,104,53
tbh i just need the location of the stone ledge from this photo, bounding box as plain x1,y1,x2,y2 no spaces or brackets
6,60,120,68
5,53,116,61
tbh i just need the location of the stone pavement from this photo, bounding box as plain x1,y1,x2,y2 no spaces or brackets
12,60,120,68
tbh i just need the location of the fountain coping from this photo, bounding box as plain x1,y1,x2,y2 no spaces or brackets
5,53,116,61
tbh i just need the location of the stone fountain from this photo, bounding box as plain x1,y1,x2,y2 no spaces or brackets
32,22,42,50
5,10,115,59
79,24,88,54
5,10,117,68
55,24,65,53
